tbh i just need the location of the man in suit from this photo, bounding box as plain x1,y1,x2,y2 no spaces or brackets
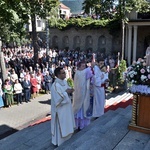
22,76,31,102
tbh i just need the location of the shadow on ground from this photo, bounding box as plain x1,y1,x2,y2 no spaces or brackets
38,99,51,105
0,125,18,140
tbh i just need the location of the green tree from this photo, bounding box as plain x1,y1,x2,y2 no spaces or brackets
0,0,28,43
82,0,115,19
0,0,29,81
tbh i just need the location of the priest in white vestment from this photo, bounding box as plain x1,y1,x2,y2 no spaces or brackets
91,56,109,118
72,61,94,129
51,67,76,146
92,64,106,117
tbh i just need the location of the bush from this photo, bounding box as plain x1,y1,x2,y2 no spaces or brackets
116,60,127,85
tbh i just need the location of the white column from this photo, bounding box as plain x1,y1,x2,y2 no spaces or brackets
125,25,128,59
133,25,138,62
127,25,132,66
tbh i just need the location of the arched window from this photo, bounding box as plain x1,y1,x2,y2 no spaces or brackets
98,35,106,52
73,36,81,49
100,35,106,45
62,36,69,49
52,36,58,48
85,36,93,50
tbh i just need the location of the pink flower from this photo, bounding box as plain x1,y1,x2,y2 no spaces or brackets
148,74,150,79
140,68,145,73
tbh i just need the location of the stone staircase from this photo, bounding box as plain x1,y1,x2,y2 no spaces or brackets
1,104,150,150
56,105,150,150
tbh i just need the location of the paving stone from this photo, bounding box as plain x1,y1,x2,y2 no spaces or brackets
114,130,150,150
91,116,130,150
144,140,150,150
56,110,128,150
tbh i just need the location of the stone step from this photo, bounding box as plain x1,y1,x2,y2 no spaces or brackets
1,105,150,150
105,92,133,107
0,121,52,150
105,100,132,113
114,130,150,150
56,107,132,150
2,91,150,150
144,140,150,150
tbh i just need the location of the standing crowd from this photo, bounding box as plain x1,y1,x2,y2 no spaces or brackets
0,46,119,109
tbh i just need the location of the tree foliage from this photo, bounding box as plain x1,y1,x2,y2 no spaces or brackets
0,0,59,43
125,0,150,13
0,0,28,42
82,0,116,19
53,17,110,30
82,0,150,20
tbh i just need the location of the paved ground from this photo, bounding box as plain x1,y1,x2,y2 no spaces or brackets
0,94,51,139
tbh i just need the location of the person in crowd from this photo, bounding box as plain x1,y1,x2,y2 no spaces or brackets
51,67,75,146
145,45,150,66
14,79,23,105
109,56,115,69
71,66,77,80
44,71,52,94
7,76,13,85
108,56,117,89
25,70,31,81
29,66,33,74
99,59,105,70
36,71,43,95
30,74,38,99
64,65,70,79
10,69,18,84
3,79,14,107
0,78,4,109
19,68,26,81
22,76,31,103
72,61,94,130
100,65,109,89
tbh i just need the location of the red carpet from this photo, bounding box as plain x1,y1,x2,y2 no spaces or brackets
29,98,133,127
29,116,51,127
104,98,133,113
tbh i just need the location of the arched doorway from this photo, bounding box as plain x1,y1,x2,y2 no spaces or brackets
73,36,81,50
62,36,69,49
52,36,58,48
98,35,106,53
85,36,93,51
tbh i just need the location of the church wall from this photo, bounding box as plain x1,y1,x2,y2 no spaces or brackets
49,27,121,55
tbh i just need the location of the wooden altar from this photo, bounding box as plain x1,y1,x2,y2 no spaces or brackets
128,94,150,134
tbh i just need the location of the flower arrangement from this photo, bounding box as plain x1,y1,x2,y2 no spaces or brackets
67,78,74,88
126,59,150,94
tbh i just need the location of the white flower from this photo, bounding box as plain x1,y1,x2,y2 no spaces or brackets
131,80,135,83
141,75,147,81
147,67,150,73
130,74,134,78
